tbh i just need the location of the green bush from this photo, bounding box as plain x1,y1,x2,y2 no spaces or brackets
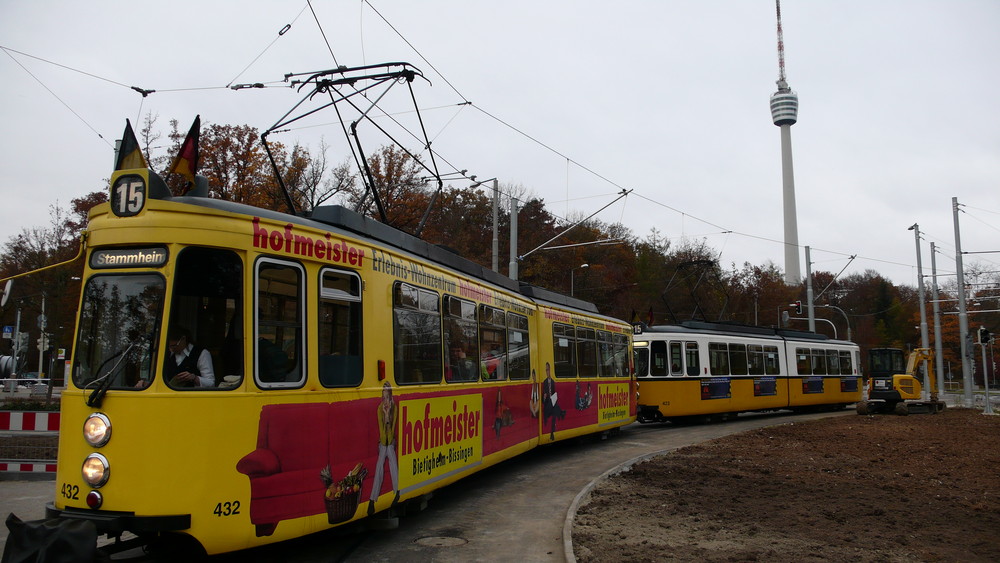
0,398,60,411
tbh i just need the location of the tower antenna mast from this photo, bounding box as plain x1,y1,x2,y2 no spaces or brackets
776,0,788,88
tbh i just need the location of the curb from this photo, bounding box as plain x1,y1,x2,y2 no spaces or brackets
563,444,684,563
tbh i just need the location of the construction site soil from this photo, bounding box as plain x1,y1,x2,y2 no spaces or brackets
573,408,1000,562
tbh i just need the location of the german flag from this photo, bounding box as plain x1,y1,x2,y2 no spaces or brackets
170,115,200,193
114,120,147,170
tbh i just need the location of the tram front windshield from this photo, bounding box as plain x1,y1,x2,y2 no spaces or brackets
73,274,164,389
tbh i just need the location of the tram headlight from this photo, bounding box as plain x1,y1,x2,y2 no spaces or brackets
83,413,112,447
82,453,110,488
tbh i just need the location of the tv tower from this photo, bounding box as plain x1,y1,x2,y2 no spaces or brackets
770,0,801,285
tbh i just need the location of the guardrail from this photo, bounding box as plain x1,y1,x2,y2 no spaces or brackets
0,410,59,475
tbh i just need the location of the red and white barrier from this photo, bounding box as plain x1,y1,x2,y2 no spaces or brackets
0,461,57,473
0,411,60,432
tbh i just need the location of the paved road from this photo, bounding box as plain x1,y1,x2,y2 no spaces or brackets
1,410,851,561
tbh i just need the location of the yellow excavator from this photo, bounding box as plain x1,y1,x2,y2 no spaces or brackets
857,347,947,415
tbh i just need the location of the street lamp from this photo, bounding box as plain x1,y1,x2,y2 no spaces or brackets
571,263,589,297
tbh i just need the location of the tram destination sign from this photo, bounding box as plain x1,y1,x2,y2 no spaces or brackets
90,247,168,269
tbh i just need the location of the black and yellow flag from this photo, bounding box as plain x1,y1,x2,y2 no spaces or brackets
169,115,200,193
114,120,147,170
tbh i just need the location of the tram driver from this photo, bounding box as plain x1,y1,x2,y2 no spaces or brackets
163,326,216,388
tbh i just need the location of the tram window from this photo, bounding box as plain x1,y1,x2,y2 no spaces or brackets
840,351,854,375
444,296,479,383
612,333,629,377
811,348,828,375
826,350,840,376
318,269,362,387
168,247,244,390
73,274,165,390
650,340,668,376
748,344,765,375
796,348,811,374
256,260,304,387
764,346,780,375
668,342,683,376
576,327,598,378
597,331,614,377
480,305,506,380
709,342,730,376
729,343,748,375
507,313,530,381
685,342,700,376
393,282,442,385
552,323,576,378
634,346,650,377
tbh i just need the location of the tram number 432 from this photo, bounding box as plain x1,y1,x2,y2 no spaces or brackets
213,501,241,517
60,483,79,500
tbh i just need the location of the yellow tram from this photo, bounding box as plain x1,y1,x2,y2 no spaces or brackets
47,165,636,556
633,321,861,422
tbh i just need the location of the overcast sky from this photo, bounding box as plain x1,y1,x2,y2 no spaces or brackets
1,1,998,288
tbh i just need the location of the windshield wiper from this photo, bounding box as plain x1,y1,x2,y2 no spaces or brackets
85,340,139,408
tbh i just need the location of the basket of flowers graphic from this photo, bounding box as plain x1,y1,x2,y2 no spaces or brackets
320,463,367,524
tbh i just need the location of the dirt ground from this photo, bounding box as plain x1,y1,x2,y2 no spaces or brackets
573,408,1000,563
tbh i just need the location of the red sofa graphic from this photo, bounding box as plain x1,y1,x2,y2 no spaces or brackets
236,401,374,536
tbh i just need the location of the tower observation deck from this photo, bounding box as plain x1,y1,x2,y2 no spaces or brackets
770,82,799,126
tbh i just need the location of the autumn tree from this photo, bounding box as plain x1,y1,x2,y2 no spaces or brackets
655,238,727,323
727,261,794,327
341,145,431,232
0,196,97,372
294,138,356,212
419,186,496,266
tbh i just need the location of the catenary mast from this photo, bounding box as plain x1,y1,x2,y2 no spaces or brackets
770,0,801,285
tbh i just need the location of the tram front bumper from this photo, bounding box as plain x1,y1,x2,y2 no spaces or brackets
45,503,190,535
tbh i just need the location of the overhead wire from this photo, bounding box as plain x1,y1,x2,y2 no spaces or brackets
1,46,112,148
227,5,310,87
308,0,340,68
362,0,467,102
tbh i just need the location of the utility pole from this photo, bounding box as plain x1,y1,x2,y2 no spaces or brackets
981,328,994,415
492,179,499,272
37,293,46,377
953,198,973,407
930,242,946,395
804,246,815,332
909,224,931,400
470,178,500,272
13,305,22,376
509,196,519,281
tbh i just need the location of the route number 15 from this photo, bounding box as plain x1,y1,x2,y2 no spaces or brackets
112,176,146,217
